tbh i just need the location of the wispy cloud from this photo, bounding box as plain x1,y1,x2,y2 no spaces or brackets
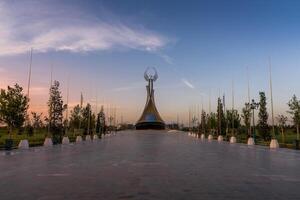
181,78,195,89
0,1,169,56
111,82,144,92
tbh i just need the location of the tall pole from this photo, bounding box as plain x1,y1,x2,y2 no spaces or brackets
48,64,53,137
66,75,70,135
232,79,235,136
247,66,251,137
209,89,211,134
269,58,276,139
27,48,33,98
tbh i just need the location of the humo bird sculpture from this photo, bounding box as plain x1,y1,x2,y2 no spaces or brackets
136,67,165,130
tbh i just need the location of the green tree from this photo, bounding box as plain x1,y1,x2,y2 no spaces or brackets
287,95,300,140
81,103,95,134
226,110,241,129
201,110,207,134
48,80,64,144
98,106,106,135
276,114,288,143
217,98,226,135
258,91,270,141
69,105,82,130
242,104,251,136
31,112,44,129
0,84,29,137
208,112,217,134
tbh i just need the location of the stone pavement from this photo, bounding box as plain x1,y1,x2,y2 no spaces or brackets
0,130,300,200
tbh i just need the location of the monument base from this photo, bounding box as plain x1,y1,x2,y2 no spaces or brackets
136,122,165,130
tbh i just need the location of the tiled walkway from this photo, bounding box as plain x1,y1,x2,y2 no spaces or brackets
0,130,300,200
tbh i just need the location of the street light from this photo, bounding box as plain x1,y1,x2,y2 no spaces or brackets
246,99,259,142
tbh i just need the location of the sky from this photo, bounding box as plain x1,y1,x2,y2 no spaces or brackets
1,0,300,124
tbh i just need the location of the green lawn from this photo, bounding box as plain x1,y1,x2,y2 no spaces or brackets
0,128,85,149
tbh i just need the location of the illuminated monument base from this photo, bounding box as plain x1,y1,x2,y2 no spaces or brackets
136,121,165,130
136,67,165,130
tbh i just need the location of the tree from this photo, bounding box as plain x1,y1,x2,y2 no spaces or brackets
81,103,95,135
277,114,288,143
0,84,29,137
287,95,300,140
258,91,270,141
226,110,241,129
48,80,64,144
208,112,217,135
98,106,106,135
242,104,251,136
201,110,207,134
217,98,226,135
69,105,82,130
31,112,44,130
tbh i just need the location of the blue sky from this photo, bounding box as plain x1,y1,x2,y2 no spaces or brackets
0,0,300,123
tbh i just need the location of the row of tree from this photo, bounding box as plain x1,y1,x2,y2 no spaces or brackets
0,81,109,144
191,91,300,142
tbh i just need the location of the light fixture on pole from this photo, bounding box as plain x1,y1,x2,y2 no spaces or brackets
246,99,259,145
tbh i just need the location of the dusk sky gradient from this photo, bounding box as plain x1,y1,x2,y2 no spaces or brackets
1,0,300,124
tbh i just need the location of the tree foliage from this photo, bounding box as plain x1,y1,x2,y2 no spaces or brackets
81,103,95,134
0,84,29,133
287,95,300,139
242,104,251,136
258,91,270,141
217,98,226,135
96,106,106,134
48,81,64,143
69,105,81,129
31,112,44,129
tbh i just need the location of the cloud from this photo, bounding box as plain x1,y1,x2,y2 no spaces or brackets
181,78,195,89
0,1,169,56
111,82,144,92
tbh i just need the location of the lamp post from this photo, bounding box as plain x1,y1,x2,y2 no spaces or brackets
246,99,259,142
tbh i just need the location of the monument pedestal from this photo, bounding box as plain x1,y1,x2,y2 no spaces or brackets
18,139,29,149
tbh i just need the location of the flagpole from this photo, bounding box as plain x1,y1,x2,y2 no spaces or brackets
232,79,235,137
27,48,33,98
269,58,275,138
247,66,251,136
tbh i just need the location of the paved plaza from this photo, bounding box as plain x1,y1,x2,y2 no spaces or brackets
1,130,300,200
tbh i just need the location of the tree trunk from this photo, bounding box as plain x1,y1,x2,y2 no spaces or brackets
281,127,285,144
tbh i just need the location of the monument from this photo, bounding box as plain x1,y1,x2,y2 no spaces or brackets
136,67,165,130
